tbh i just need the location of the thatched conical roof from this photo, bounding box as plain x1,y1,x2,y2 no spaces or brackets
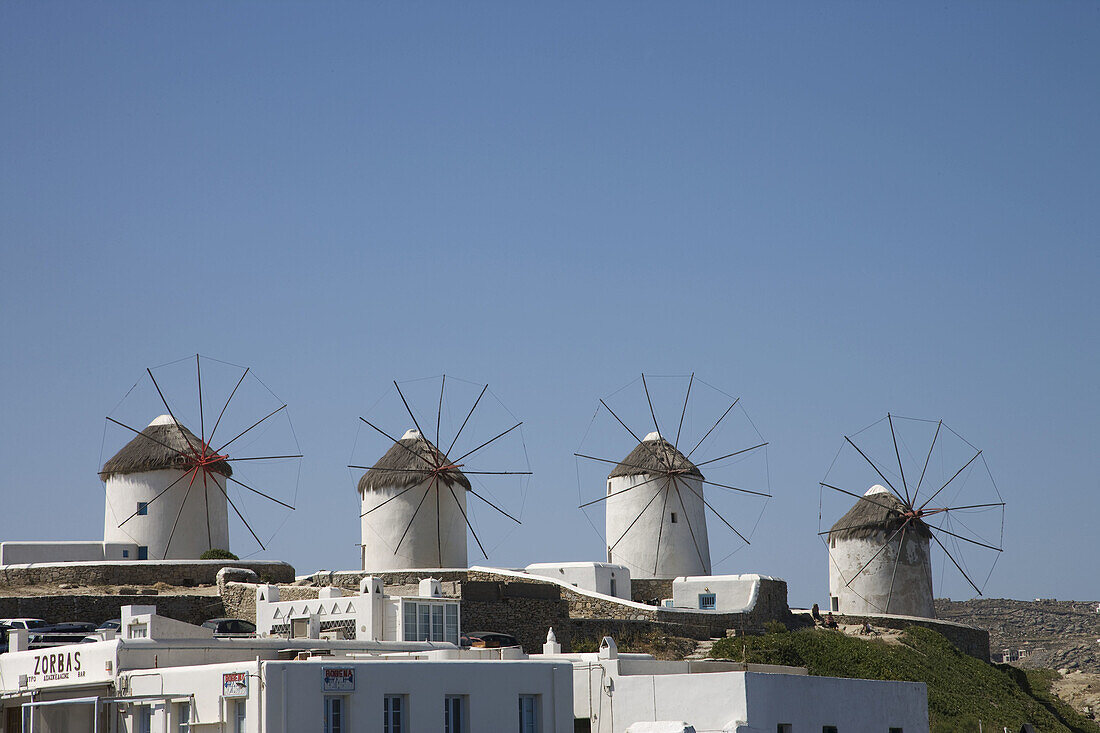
828,485,931,542
100,415,232,479
358,429,471,493
608,432,704,480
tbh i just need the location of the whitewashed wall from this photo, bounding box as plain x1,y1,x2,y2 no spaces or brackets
103,468,230,560
360,480,468,571
828,531,934,617
525,562,632,599
605,473,711,579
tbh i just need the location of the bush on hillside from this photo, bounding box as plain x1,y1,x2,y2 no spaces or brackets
200,549,239,560
710,625,1100,733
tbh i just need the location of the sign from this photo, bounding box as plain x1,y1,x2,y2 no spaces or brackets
0,645,115,690
223,671,249,698
322,666,355,692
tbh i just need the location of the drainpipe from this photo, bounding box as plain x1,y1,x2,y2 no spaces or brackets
281,665,287,733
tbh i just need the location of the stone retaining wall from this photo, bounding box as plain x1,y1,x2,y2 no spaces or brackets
832,611,991,660
221,582,320,624
0,560,295,588
630,578,674,604
0,594,225,626
296,570,467,592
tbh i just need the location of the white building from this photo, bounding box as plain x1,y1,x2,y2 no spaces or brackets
359,429,470,571
0,605,571,733
100,414,232,561
0,601,929,733
558,637,928,733
606,432,711,579
669,574,778,612
524,562,632,600
254,577,462,645
827,485,935,618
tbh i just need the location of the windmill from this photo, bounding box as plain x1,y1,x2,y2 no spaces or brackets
575,374,771,579
350,375,531,571
101,355,302,561
820,414,1005,618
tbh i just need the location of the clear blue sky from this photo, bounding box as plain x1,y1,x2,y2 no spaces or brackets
1,3,1097,606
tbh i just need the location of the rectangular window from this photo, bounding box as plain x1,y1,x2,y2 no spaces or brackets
122,549,130,558
444,695,466,733
324,696,344,733
823,726,838,733
137,546,149,560
777,726,792,733
518,695,540,733
233,700,246,733
609,578,617,597
177,701,190,732
830,596,839,612
670,512,678,523
403,602,418,641
445,604,459,646
432,604,444,641
136,706,152,733
698,593,716,610
136,501,148,516
384,695,405,733
418,603,431,641
889,729,903,733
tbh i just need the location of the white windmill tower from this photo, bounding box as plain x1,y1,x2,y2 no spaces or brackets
577,374,771,580
826,484,934,617
821,414,1005,618
352,376,531,572
358,429,472,571
102,355,302,561
605,431,711,578
101,414,231,560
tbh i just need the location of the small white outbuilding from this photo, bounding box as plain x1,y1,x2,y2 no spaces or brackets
827,484,935,618
101,415,231,561
605,432,711,579
359,429,469,571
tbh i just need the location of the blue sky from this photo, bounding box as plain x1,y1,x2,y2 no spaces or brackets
1,2,1097,606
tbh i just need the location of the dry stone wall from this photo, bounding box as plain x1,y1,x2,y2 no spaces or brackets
830,611,991,660
0,594,224,626
221,582,320,624
631,578,674,604
0,560,294,588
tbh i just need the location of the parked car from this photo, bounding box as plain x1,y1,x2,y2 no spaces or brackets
201,618,257,637
28,622,97,649
0,618,50,631
460,631,519,649
96,619,121,632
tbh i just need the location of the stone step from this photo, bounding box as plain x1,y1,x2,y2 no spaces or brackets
685,637,723,660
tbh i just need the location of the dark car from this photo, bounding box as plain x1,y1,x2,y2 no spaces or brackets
201,618,257,637
28,622,97,649
460,631,519,649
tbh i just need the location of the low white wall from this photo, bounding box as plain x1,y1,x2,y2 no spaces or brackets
671,575,772,612
575,660,927,733
741,671,928,733
525,562,632,600
0,541,139,565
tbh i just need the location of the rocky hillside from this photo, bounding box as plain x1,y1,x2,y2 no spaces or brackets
936,598,1100,673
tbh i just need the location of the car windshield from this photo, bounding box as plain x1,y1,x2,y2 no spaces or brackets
24,620,50,630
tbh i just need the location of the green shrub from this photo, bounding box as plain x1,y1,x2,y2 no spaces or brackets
200,549,239,560
764,620,788,634
710,625,1100,733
